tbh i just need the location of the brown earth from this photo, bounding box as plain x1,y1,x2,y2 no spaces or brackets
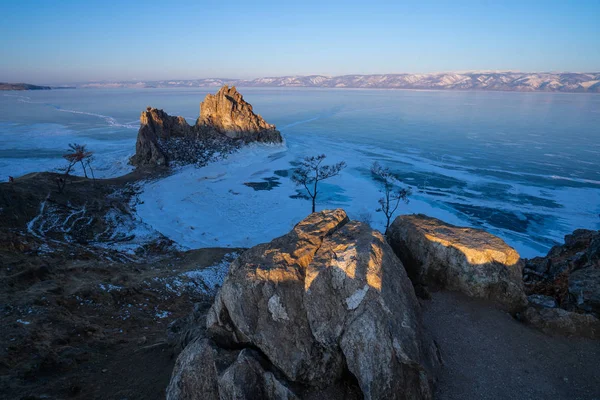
0,170,245,399
0,238,243,400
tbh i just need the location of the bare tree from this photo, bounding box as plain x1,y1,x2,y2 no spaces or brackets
56,157,77,193
85,155,96,181
371,162,412,230
63,143,93,178
55,143,94,193
292,154,346,213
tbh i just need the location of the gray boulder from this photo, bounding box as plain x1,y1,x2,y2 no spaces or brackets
169,209,439,400
569,268,600,315
166,339,296,400
166,339,220,400
522,307,600,339
386,214,527,313
527,294,557,309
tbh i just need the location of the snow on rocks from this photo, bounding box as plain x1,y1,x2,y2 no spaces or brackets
143,252,239,298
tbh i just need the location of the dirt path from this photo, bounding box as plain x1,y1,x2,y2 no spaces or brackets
423,292,600,400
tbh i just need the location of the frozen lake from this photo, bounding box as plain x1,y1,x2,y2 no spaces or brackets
2,88,599,257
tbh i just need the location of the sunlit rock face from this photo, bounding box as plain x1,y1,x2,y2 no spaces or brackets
386,214,527,313
168,209,440,400
131,86,282,167
197,85,283,143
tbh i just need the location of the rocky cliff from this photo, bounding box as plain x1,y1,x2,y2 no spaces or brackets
197,85,282,143
130,86,282,167
130,107,193,167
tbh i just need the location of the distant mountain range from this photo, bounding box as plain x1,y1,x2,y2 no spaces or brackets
79,72,600,93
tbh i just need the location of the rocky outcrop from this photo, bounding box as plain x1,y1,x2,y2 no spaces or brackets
524,229,600,315
522,229,600,337
167,339,298,400
130,86,282,167
130,107,193,166
197,85,282,143
167,209,440,400
521,307,600,340
386,214,527,313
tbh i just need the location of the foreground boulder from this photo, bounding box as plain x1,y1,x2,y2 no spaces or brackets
167,209,440,400
386,214,527,313
130,85,282,167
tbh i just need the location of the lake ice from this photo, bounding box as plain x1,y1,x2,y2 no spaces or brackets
2,88,599,257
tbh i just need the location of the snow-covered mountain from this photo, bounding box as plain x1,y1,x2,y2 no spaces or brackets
80,72,600,92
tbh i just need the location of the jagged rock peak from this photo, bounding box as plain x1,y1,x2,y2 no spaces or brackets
140,107,191,138
130,107,193,167
130,86,283,167
198,85,282,143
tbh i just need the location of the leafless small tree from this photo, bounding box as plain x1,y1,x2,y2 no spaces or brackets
85,155,96,181
292,154,346,213
56,158,77,193
63,143,94,178
56,143,95,193
371,162,411,230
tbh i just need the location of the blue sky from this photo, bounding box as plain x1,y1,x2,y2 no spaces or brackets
1,0,599,84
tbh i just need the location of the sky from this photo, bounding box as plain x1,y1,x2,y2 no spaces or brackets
1,0,599,84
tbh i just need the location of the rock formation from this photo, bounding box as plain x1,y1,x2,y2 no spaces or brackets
522,229,600,338
521,306,600,339
130,107,193,166
524,229,600,314
386,214,527,313
197,85,282,143
130,86,282,167
167,209,440,400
